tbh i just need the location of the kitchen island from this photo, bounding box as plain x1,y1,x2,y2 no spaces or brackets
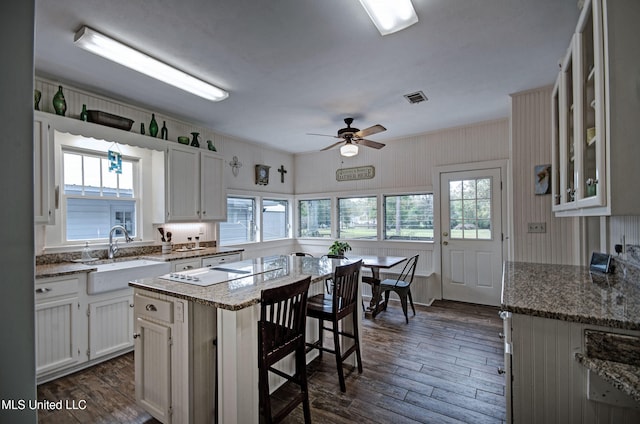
129,255,361,424
501,260,640,423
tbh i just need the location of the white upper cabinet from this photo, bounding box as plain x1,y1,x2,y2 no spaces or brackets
34,112,55,224
165,144,225,222
552,0,640,216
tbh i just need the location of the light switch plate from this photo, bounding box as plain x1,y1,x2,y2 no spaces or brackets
528,222,547,233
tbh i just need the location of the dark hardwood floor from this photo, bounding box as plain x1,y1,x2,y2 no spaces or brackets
37,300,505,423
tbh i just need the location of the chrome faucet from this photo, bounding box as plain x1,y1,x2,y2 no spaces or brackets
108,225,133,259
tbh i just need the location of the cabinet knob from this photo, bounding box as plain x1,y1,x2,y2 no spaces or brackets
35,287,52,294
202,211,206,215
497,367,506,375
498,332,505,340
145,304,157,312
133,333,141,339
129,303,134,308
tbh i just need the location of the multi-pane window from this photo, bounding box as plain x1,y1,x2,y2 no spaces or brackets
62,151,137,241
337,196,377,239
449,178,492,240
384,194,434,241
298,199,331,238
220,197,256,245
262,199,289,241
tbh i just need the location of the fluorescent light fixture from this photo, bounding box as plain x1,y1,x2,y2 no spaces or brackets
74,26,228,102
340,143,359,157
358,0,418,36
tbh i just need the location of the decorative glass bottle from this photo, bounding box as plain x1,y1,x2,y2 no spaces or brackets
80,104,88,121
149,113,159,137
161,121,168,140
52,85,67,116
190,132,200,147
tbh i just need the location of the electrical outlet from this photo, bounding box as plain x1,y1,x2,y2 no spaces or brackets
527,222,547,233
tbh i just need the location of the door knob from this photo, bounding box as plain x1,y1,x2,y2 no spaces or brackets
443,241,448,246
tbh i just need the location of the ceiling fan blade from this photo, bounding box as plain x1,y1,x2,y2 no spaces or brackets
354,124,386,138
355,138,385,149
306,132,339,138
321,141,345,151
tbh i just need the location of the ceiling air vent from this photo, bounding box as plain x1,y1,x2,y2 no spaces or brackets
404,91,428,104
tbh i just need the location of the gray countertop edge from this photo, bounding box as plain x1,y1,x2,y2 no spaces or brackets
500,304,640,332
575,353,640,403
35,247,244,279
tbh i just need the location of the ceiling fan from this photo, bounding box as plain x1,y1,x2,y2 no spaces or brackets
308,118,386,156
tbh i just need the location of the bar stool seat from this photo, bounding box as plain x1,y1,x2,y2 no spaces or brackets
258,276,312,423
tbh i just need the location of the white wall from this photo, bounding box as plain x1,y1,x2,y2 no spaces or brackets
294,118,510,302
510,87,578,265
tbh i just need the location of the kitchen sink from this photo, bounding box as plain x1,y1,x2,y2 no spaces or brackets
87,259,171,294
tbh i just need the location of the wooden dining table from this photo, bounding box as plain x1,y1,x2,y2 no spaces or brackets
353,255,408,318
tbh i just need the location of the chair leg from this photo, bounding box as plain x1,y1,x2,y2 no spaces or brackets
408,289,416,316
399,293,409,323
352,309,363,374
297,345,312,423
383,290,390,311
318,318,324,359
332,319,346,392
258,364,272,423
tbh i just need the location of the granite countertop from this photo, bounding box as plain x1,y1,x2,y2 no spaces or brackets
129,255,344,311
35,247,244,279
501,261,640,330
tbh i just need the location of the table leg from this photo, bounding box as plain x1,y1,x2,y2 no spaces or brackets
364,269,384,318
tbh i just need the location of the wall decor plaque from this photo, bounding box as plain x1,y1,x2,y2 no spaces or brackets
336,166,375,181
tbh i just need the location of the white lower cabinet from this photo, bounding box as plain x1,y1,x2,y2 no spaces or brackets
133,289,216,424
510,313,640,423
35,276,83,376
88,292,134,360
135,315,172,423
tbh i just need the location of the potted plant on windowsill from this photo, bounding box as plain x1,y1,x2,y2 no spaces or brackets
328,241,351,257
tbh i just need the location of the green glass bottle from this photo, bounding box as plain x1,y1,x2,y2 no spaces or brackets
80,104,88,121
52,85,67,116
161,121,168,140
149,113,159,137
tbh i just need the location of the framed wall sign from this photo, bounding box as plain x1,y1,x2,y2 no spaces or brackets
255,164,270,185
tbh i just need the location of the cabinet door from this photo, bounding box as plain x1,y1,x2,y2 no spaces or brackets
34,115,55,224
35,296,81,375
135,317,172,423
574,0,606,208
88,294,134,360
200,151,226,221
166,145,200,222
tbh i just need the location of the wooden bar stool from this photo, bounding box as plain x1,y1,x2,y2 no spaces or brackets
306,260,363,392
258,276,312,424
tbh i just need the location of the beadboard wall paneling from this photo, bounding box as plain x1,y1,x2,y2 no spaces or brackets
294,119,510,194
510,87,578,265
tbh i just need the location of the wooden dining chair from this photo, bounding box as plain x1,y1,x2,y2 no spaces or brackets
306,260,363,392
380,255,419,323
258,276,312,423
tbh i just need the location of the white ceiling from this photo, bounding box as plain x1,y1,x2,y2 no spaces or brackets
34,0,580,154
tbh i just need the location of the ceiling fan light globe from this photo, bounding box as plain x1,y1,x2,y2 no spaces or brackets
340,144,359,157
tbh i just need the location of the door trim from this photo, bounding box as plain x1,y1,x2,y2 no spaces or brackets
432,159,509,301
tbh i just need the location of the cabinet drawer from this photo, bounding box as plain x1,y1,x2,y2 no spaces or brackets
134,293,173,323
202,253,241,268
172,259,201,272
35,277,79,302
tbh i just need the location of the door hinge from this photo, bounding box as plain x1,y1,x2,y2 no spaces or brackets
169,336,173,347
500,181,503,190
169,406,173,416
86,348,90,357
86,307,90,316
